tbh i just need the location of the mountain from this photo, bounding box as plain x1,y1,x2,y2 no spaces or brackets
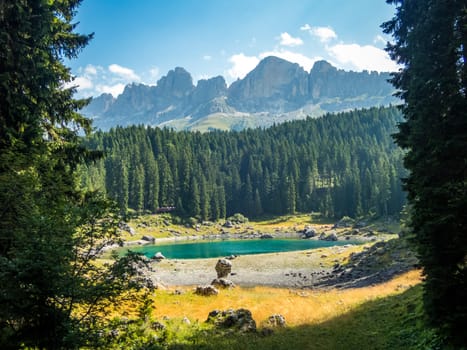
82,56,398,131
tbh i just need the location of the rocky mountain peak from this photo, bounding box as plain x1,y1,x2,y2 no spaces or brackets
81,56,398,131
156,67,194,98
227,56,309,112
310,60,336,74
191,76,227,105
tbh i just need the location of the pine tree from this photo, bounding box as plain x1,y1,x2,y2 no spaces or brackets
0,2,151,348
383,1,467,345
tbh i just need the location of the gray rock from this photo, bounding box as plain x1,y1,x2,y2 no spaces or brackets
206,308,256,333
301,226,317,239
195,285,219,296
260,234,273,239
215,258,232,278
119,222,136,236
325,232,338,241
152,252,166,260
266,314,286,328
225,254,237,260
211,278,235,289
142,235,155,243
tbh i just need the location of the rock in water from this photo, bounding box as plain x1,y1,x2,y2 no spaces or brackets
215,258,232,278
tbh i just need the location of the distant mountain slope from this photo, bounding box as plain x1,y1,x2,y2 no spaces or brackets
82,56,398,131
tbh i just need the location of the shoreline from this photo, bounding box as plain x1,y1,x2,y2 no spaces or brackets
150,243,367,289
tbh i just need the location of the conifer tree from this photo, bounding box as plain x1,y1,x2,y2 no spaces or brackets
0,1,151,348
383,0,467,345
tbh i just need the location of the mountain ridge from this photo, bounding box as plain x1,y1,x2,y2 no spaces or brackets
83,56,398,131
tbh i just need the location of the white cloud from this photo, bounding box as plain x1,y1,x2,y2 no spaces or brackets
259,50,320,72
227,53,260,80
84,64,98,75
301,24,337,42
73,76,93,90
108,64,140,81
96,83,126,97
328,43,399,72
203,55,212,61
310,26,337,43
278,32,303,47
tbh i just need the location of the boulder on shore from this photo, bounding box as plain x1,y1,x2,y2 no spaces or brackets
215,258,232,278
142,235,155,243
301,226,317,239
152,252,166,260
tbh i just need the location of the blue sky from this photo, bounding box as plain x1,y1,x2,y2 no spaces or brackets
68,0,398,98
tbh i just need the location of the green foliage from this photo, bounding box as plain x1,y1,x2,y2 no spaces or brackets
82,107,407,220
383,0,467,346
0,1,151,348
227,213,249,224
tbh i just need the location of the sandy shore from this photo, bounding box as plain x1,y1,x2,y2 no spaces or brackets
151,244,364,288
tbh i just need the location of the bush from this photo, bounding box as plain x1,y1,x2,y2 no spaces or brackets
227,213,249,224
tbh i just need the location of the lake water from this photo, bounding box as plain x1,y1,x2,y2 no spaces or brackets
126,239,358,260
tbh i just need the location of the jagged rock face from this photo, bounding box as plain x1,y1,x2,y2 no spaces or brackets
309,60,394,101
81,56,398,131
228,56,309,112
190,76,227,105
155,67,194,99
83,93,114,116
108,83,154,116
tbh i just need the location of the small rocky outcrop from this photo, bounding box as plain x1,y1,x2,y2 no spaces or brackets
211,278,235,289
152,252,166,260
333,216,355,228
266,314,286,328
325,232,338,241
260,234,273,239
215,258,232,278
224,254,237,260
195,285,219,296
223,220,233,228
319,232,338,241
301,226,317,239
118,222,135,236
141,235,155,243
206,308,256,333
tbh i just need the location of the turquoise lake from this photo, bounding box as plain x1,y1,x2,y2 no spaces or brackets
127,239,358,260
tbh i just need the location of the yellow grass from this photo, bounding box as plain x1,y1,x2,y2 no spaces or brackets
147,269,422,326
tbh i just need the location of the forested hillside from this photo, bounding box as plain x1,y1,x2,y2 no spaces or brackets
81,106,406,220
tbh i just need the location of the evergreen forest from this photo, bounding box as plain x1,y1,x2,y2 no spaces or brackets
81,106,406,220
